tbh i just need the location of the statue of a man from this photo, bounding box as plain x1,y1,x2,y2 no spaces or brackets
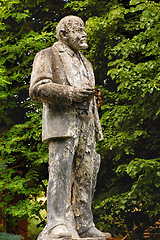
30,16,111,240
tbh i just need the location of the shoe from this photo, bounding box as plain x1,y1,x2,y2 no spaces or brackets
79,226,112,239
49,225,72,239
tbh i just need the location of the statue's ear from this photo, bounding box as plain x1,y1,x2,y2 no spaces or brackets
59,29,67,39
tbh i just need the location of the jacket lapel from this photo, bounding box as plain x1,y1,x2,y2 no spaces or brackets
79,52,95,88
53,41,95,88
53,42,75,86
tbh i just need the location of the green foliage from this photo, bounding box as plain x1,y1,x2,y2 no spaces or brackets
28,210,47,240
0,232,23,240
83,0,160,238
0,107,48,229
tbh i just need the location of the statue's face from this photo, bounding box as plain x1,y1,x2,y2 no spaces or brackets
64,21,88,50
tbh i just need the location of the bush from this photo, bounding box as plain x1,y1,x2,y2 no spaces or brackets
0,232,23,240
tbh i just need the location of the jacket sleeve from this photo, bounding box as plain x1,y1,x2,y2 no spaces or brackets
29,48,90,105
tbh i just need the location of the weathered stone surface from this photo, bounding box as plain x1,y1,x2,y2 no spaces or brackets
72,239,106,240
29,15,111,239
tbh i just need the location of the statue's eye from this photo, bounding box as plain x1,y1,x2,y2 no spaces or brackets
77,28,84,33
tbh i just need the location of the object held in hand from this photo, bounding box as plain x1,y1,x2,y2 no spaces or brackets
85,88,103,107
96,89,103,107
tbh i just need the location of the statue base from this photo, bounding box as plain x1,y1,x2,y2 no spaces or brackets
37,233,109,240
38,236,108,240
37,225,111,240
38,238,108,240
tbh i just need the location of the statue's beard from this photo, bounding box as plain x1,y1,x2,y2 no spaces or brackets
80,42,88,50
64,37,88,51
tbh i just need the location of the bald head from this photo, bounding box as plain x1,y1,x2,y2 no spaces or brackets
56,16,84,40
56,16,88,51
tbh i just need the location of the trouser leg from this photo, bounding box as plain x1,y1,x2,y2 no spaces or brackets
46,118,101,235
47,138,78,233
92,152,101,200
73,118,101,234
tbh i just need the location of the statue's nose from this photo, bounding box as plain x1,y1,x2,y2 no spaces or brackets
82,31,87,37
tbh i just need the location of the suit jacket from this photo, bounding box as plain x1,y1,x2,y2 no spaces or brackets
29,41,103,143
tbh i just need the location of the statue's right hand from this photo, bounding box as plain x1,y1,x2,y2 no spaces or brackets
73,88,97,101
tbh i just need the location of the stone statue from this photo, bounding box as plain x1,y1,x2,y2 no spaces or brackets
29,16,111,240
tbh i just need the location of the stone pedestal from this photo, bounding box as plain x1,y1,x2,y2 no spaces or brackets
38,235,108,240
37,228,109,240
38,238,107,240
37,225,111,240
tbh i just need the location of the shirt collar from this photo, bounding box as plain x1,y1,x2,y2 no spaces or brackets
64,44,75,57
56,41,80,57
